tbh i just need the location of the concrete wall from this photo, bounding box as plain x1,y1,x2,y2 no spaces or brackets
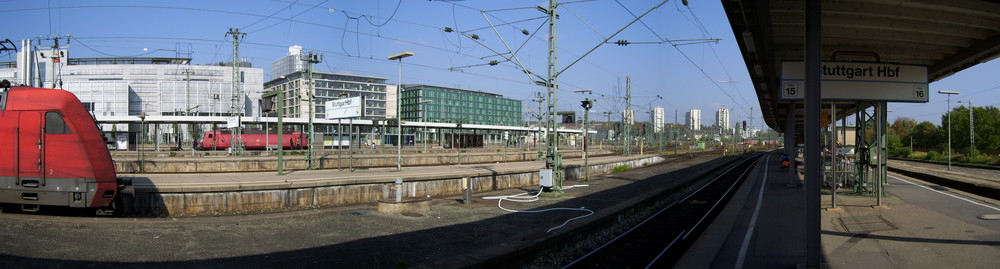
116,150,609,173
121,155,665,216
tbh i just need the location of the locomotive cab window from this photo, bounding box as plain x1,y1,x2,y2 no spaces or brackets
45,111,71,134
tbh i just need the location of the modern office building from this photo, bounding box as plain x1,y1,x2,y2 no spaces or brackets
716,107,731,130
398,84,522,126
263,71,390,120
686,109,702,130
651,107,665,133
1,45,264,140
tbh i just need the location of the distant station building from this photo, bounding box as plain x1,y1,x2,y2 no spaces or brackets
399,84,522,126
1,43,264,146
263,72,390,120
1,56,263,118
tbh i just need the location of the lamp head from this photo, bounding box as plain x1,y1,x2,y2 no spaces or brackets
387,51,415,60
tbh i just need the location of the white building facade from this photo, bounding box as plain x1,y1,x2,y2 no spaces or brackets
1,43,264,147
2,51,263,135
716,107,730,130
651,107,665,133
686,109,701,131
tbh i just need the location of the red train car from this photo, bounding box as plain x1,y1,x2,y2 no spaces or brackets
0,85,121,212
194,129,307,150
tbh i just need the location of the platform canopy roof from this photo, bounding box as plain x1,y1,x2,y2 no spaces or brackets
722,0,1000,135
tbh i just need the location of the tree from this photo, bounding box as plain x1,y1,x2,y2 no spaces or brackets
974,106,1000,153
890,117,917,137
888,117,917,154
942,106,972,153
911,121,941,151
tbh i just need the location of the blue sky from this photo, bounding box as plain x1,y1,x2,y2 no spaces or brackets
3,0,998,129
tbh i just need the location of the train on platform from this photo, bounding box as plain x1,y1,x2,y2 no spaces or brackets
0,82,131,213
194,129,308,150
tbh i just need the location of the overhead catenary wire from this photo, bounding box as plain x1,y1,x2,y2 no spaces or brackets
433,0,630,90
70,34,552,93
242,0,300,30
73,39,178,58
247,0,329,34
14,2,760,121
613,0,750,116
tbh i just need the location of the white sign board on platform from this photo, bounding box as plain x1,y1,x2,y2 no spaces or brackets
780,61,929,103
226,117,240,128
325,96,363,119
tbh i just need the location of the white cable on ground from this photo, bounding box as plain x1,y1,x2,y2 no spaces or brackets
483,185,594,232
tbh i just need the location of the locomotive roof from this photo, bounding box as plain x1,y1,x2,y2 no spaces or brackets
2,87,85,112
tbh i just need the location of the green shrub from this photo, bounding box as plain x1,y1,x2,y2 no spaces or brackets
908,151,927,159
967,153,997,165
926,151,939,161
642,162,649,166
891,148,911,158
611,164,629,173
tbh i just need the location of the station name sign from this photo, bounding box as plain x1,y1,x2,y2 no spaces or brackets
325,96,364,119
780,61,929,103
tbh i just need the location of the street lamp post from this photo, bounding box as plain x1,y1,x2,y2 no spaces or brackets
939,90,959,170
574,89,593,181
336,93,348,171
969,99,975,157
305,53,319,170
138,112,146,174
420,100,433,153
388,51,414,172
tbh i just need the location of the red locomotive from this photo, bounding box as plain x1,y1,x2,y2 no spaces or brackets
194,129,307,150
0,84,126,213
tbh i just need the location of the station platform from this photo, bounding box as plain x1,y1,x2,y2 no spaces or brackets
1,153,739,268
115,152,674,216
122,154,650,193
676,151,1000,268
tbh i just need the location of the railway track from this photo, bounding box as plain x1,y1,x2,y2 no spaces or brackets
563,154,762,268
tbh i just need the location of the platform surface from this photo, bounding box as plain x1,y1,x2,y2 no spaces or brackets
678,151,1000,268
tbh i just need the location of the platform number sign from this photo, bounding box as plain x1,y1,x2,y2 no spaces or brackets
913,85,927,100
782,82,802,99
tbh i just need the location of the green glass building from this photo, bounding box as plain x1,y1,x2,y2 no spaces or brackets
400,84,522,126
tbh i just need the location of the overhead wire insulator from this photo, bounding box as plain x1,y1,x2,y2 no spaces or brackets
489,60,499,66
443,27,454,33
471,34,480,40
616,40,629,46
522,29,530,35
